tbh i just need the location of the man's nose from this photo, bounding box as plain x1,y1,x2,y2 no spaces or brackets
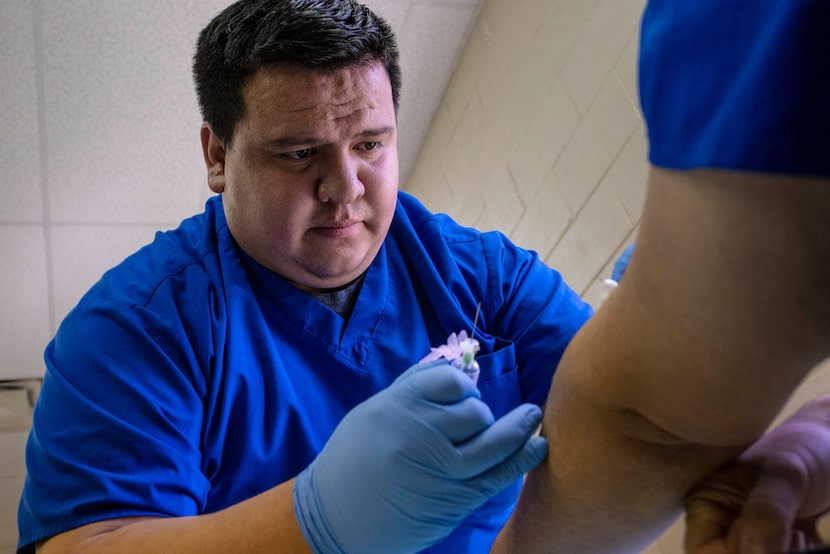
317,154,365,204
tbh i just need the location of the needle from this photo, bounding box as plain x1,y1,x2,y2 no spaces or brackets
470,301,481,340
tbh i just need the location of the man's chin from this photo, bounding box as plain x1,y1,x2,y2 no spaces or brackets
291,263,368,292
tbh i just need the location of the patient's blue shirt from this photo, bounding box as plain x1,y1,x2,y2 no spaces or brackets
640,0,830,176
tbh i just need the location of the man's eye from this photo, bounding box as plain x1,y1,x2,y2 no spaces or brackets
360,141,380,151
285,149,313,160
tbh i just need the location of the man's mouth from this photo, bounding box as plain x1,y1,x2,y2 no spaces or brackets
313,220,362,238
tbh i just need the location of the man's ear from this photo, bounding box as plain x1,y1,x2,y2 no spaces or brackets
201,123,227,193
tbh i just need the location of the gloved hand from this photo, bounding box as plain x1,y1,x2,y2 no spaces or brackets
293,361,547,554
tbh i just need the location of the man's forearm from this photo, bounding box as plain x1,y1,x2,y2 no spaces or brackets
38,479,313,554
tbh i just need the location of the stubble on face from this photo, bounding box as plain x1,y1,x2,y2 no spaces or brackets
221,62,400,291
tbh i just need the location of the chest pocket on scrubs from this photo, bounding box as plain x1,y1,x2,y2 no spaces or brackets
475,337,520,419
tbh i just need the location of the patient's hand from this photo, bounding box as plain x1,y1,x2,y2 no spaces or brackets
685,395,830,554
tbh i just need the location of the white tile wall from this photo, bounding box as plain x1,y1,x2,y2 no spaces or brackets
552,74,641,216
0,2,42,224
393,1,482,184
0,227,52,382
405,0,830,552
49,224,168,324
507,78,580,202
39,0,225,224
559,0,643,115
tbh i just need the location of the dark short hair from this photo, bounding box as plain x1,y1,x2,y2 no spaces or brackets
193,0,401,145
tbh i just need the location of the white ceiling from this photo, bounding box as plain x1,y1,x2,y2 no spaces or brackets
361,0,484,183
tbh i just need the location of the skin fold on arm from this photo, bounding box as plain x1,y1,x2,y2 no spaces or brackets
493,166,830,553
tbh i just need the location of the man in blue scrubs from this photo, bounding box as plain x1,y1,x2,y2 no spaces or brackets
18,1,588,552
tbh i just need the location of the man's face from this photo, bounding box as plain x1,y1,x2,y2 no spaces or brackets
202,61,399,291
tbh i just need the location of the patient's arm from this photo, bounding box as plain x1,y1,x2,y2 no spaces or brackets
493,167,830,553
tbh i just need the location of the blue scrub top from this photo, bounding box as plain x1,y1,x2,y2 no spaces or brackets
640,0,830,176
19,192,591,553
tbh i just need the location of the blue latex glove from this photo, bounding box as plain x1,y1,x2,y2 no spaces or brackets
611,243,635,282
293,362,548,554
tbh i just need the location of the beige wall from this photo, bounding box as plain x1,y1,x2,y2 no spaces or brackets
404,1,830,552
405,0,646,307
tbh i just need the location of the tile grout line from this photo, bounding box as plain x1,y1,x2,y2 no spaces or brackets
32,0,56,333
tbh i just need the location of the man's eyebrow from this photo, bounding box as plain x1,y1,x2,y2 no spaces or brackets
263,136,319,149
263,126,396,150
358,126,396,138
